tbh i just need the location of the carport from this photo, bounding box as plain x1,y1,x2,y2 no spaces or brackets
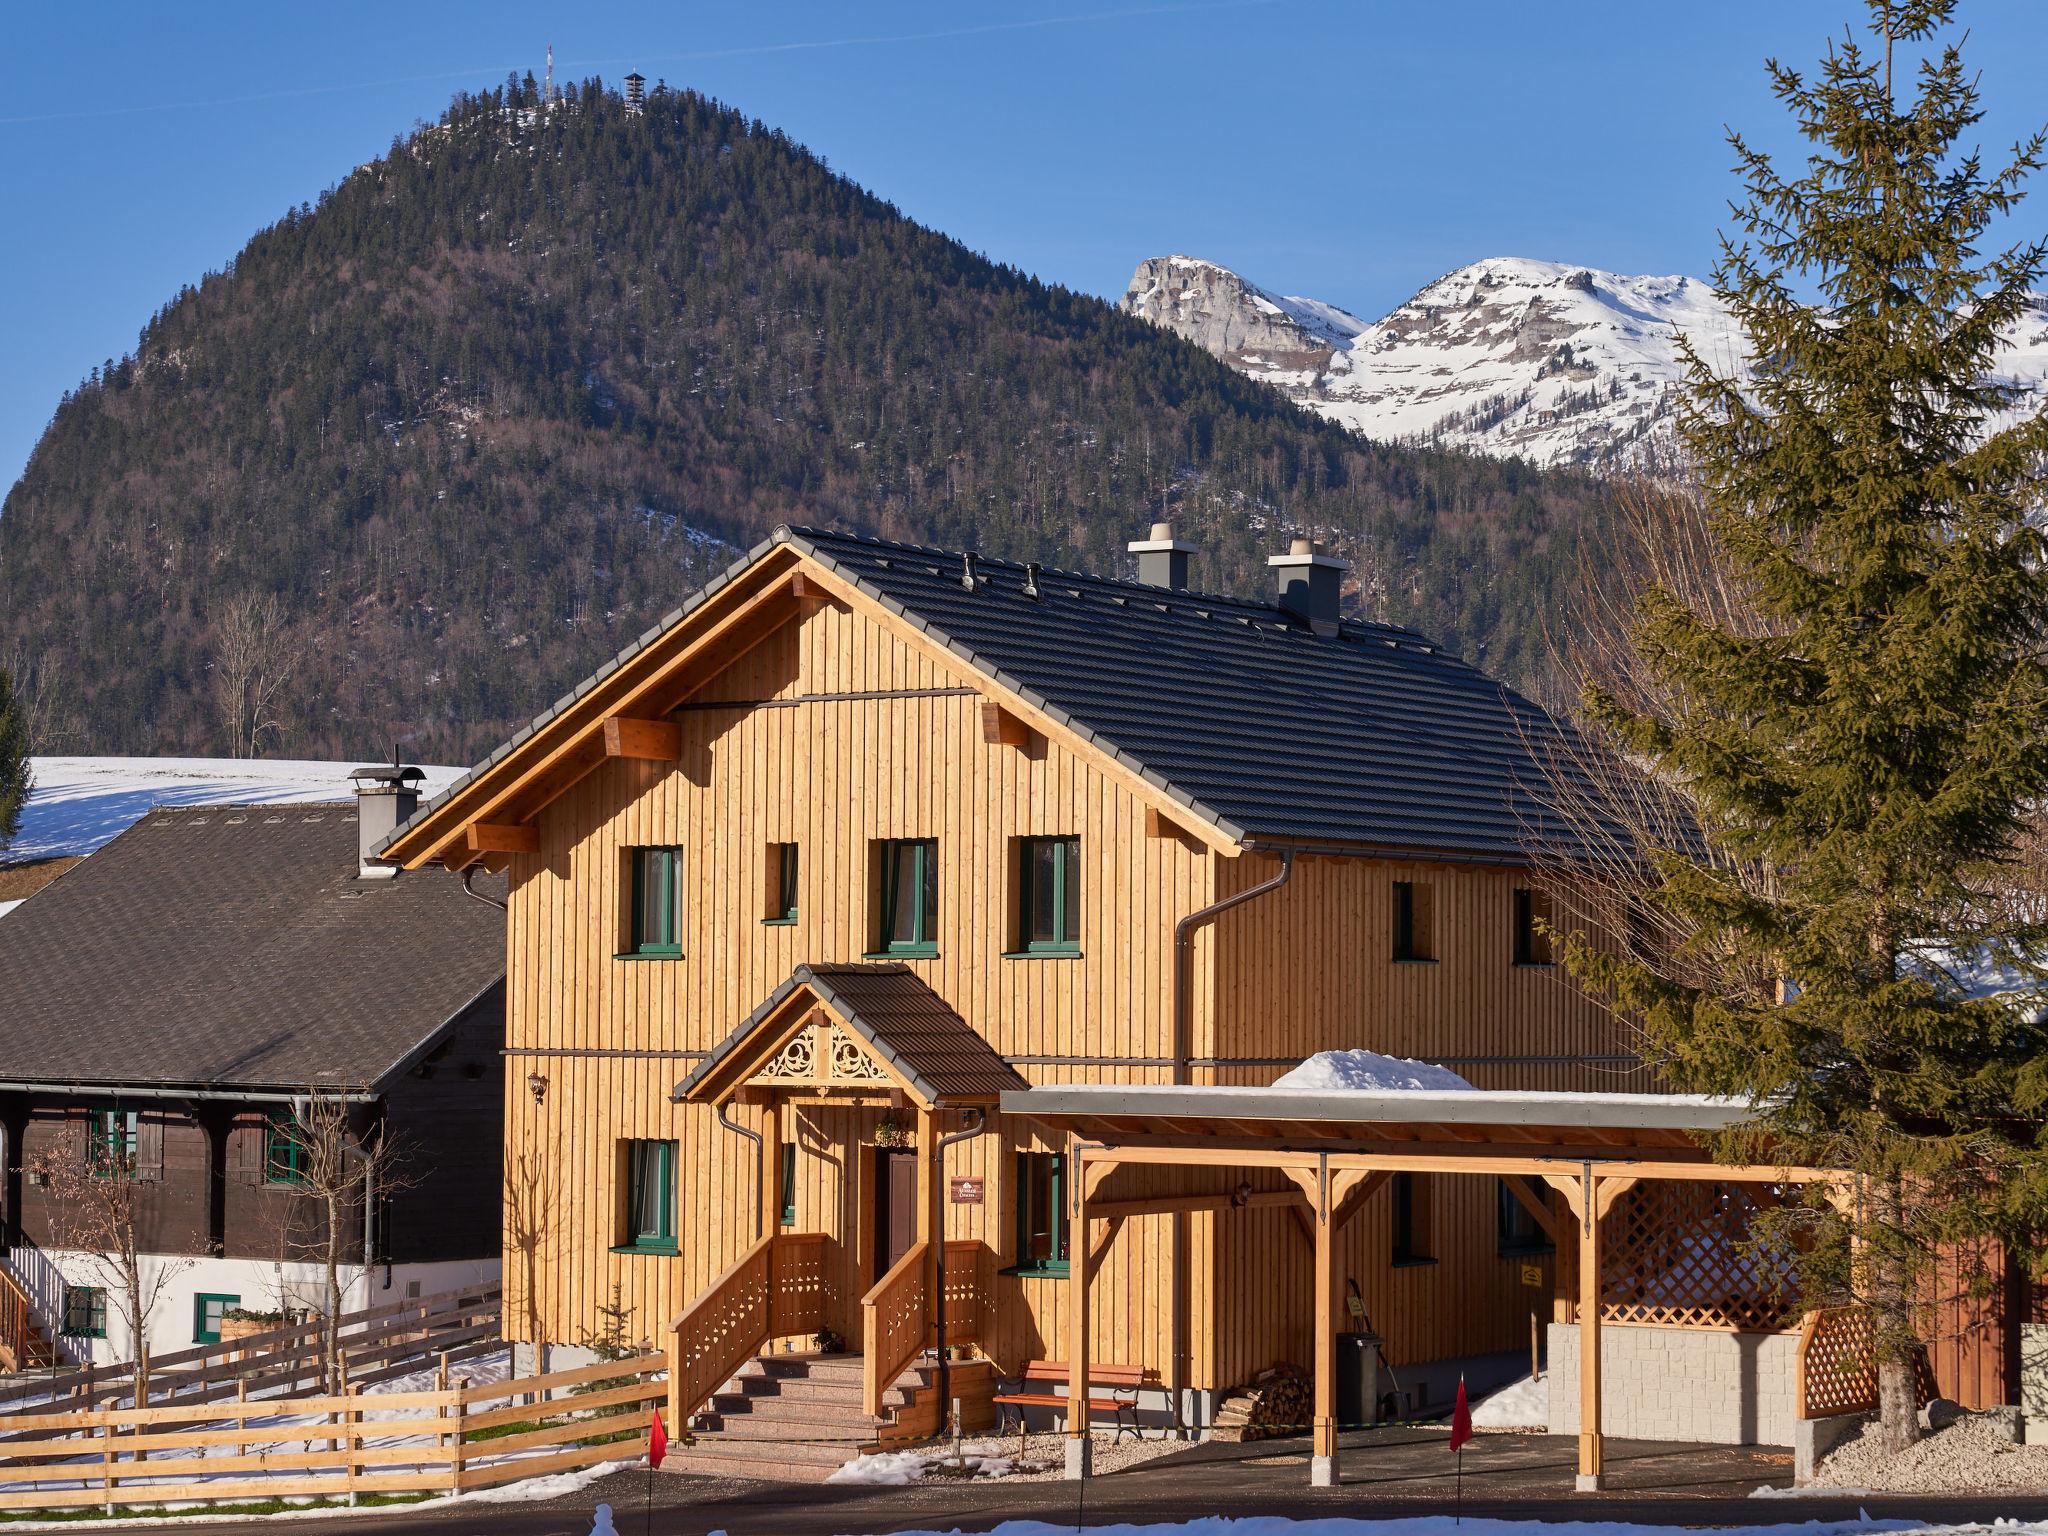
1001,1083,1840,1489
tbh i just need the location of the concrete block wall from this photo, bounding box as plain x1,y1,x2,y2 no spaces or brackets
1546,1322,1799,1447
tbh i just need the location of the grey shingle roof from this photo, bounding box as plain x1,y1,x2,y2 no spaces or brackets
386,524,1600,864
676,963,1028,1105
0,804,505,1092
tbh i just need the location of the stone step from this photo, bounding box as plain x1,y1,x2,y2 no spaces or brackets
663,1437,860,1482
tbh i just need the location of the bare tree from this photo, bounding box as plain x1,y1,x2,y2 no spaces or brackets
28,1115,189,1387
209,592,305,759
273,1089,410,1391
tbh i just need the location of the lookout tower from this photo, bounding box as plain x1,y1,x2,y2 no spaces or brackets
624,72,646,115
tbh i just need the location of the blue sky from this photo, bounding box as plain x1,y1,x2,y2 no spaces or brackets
5,0,2047,495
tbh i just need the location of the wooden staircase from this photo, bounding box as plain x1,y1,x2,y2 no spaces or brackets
664,1352,989,1483
0,1267,58,1373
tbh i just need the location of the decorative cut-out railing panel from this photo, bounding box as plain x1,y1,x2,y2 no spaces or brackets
1600,1181,1802,1333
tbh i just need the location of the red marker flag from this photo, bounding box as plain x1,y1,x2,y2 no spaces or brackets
649,1407,669,1469
1449,1375,1473,1453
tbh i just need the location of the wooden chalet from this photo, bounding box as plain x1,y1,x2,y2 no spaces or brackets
373,524,1947,1487
0,771,505,1368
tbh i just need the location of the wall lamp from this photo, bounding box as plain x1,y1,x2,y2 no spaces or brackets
527,1073,549,1105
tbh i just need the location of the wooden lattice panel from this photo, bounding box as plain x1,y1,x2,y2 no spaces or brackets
1798,1306,1877,1418
1600,1181,1802,1333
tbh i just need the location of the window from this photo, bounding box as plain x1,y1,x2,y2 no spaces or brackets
61,1286,106,1339
1391,1173,1435,1266
1392,880,1435,962
193,1292,240,1345
626,847,683,957
1011,1152,1069,1275
263,1112,305,1187
87,1110,137,1175
780,1143,797,1228
1512,887,1554,966
765,843,800,925
874,839,938,956
1497,1179,1553,1257
619,1140,677,1252
1015,836,1082,954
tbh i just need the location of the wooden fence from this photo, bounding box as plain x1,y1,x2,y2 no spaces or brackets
0,1285,502,1420
0,1350,665,1514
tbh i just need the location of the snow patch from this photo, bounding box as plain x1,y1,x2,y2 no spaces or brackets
1469,1372,1547,1430
1273,1050,1474,1093
9,757,468,862
866,1516,1958,1536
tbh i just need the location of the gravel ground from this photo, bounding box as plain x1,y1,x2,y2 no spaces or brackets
1813,1412,2048,1492
946,1429,1191,1482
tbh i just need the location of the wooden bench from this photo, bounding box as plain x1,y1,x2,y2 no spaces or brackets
993,1360,1159,1444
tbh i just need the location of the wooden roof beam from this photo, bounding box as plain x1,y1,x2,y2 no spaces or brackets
603,716,682,762
467,823,539,855
980,702,1031,748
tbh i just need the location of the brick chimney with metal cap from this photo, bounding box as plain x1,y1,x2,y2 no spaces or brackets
1269,537,1349,637
349,760,426,879
1127,521,1196,590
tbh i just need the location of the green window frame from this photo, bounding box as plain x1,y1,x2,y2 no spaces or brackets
627,847,683,957
764,843,800,925
263,1112,306,1187
193,1292,240,1345
1016,836,1082,955
1512,887,1553,967
61,1286,106,1339
617,1139,677,1253
1009,1151,1069,1276
874,839,938,957
87,1109,137,1176
1496,1178,1554,1257
780,1143,798,1228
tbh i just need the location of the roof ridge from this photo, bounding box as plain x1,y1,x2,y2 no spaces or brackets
775,524,1436,646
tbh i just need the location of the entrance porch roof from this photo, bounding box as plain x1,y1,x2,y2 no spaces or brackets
676,963,1027,1109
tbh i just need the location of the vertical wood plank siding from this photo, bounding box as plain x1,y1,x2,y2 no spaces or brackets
502,597,1638,1392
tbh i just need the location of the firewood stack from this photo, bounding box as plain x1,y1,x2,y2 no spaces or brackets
1209,1363,1310,1442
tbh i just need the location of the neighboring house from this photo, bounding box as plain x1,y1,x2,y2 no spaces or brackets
0,768,504,1366
371,524,2019,1486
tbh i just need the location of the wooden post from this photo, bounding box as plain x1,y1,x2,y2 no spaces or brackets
1577,1171,1603,1492
435,1352,451,1450
235,1379,248,1459
917,1106,939,1350
101,1415,116,1515
763,1100,783,1245
344,1383,361,1506
450,1383,468,1494
1064,1140,1092,1480
1311,1166,1339,1488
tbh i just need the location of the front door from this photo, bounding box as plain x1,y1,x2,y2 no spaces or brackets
873,1148,918,1279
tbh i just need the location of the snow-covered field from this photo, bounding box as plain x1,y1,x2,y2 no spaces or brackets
6,756,466,863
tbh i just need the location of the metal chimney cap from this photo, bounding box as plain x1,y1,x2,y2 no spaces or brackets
348,763,426,786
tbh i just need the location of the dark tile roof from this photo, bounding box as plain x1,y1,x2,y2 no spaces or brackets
677,964,1028,1105
0,803,505,1093
387,524,1604,864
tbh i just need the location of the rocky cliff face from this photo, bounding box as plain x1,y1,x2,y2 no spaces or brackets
1122,254,2048,469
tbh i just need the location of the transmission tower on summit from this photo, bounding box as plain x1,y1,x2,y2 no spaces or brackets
544,43,554,106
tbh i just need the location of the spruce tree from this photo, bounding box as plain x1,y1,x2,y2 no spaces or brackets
0,666,29,855
1564,0,2048,1455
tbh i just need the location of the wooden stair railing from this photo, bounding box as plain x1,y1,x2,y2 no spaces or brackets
939,1239,984,1345
861,1241,928,1418
0,1267,54,1373
669,1232,829,1431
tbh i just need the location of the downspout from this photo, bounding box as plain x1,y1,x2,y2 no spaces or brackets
717,1105,765,1242
932,1107,987,1437
461,868,509,912
1167,844,1297,1435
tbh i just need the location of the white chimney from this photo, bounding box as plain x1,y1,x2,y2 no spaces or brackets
349,761,425,879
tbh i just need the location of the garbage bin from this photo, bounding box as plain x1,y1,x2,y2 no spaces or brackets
1334,1332,1381,1429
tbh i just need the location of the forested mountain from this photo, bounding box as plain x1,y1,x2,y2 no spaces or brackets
0,78,1618,761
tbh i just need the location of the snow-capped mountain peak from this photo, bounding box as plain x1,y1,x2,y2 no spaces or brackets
1121,253,2048,468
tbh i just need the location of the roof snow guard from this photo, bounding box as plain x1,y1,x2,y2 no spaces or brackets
376,525,1615,869
676,964,1027,1109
